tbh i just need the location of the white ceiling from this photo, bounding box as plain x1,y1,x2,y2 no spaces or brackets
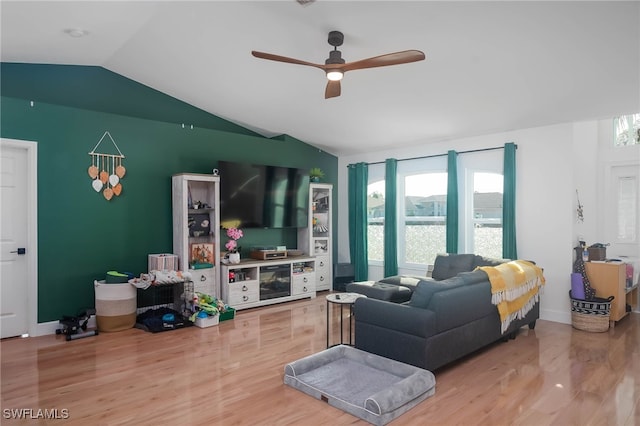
2,1,639,156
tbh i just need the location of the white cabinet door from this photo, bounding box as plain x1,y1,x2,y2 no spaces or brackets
190,268,216,295
228,280,260,306
315,256,331,291
292,272,315,295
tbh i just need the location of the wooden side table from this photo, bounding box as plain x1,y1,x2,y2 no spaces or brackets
326,293,366,347
585,262,638,327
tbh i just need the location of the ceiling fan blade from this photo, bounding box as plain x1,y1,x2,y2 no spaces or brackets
342,50,425,72
325,80,341,99
251,51,325,70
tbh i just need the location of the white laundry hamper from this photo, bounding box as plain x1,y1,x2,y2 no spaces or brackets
94,280,137,332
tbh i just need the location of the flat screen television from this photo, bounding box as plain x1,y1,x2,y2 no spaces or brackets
218,161,310,229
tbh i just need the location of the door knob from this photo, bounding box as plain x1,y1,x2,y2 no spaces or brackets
10,248,26,255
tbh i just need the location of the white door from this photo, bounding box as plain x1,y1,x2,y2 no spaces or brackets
0,140,33,338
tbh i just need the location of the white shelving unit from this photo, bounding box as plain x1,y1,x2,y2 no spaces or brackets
221,257,316,310
172,173,221,298
298,183,332,291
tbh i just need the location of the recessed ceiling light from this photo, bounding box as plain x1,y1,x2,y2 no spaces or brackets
64,28,89,38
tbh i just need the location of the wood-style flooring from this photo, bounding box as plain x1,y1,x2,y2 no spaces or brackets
1,294,638,425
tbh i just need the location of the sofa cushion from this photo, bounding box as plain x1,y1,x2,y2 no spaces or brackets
472,255,510,268
457,270,488,286
408,276,465,309
346,281,413,303
428,281,495,333
378,275,425,292
432,254,476,280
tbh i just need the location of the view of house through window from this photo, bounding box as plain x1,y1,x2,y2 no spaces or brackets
367,180,385,262
469,172,503,259
403,172,448,266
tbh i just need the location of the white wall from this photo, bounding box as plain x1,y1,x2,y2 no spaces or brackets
337,121,612,324
572,121,599,246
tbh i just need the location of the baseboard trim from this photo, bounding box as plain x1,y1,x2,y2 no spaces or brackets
540,308,571,325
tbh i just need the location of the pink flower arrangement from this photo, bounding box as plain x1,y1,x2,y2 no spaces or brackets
225,228,243,253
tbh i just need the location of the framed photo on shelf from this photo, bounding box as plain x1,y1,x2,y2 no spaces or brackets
190,243,214,265
188,213,210,237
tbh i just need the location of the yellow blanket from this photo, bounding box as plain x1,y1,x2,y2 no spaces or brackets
477,260,545,333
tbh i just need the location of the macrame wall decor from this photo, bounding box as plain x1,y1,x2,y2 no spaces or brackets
575,189,584,223
88,131,126,201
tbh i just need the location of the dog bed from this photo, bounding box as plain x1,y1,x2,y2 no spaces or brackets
284,345,435,425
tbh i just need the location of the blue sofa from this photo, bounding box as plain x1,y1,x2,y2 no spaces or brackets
352,254,540,371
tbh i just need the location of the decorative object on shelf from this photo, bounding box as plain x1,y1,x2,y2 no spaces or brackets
575,189,584,223
148,253,179,272
88,131,126,201
192,200,209,210
190,243,214,268
313,217,329,233
188,213,210,237
224,227,244,264
309,167,324,182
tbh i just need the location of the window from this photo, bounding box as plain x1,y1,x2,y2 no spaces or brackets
402,172,447,266
614,113,640,147
367,179,385,263
468,172,503,258
366,151,506,268
617,175,637,242
367,163,385,264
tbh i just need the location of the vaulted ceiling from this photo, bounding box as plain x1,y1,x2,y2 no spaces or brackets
2,1,639,156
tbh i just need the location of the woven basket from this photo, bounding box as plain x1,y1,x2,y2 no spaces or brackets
569,291,614,333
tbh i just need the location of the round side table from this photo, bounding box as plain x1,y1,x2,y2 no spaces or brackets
326,292,367,348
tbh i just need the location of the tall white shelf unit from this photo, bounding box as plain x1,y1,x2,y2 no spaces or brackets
298,183,333,291
172,173,221,298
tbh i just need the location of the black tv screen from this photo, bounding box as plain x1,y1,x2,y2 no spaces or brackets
218,161,310,229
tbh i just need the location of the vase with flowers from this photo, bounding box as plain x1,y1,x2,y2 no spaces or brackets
225,227,243,264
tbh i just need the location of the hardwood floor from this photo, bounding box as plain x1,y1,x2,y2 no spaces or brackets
1,295,638,425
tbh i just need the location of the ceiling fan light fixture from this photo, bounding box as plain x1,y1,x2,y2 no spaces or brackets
326,70,343,81
252,30,425,98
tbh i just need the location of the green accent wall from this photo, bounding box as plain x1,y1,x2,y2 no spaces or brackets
1,63,337,323
1,63,261,136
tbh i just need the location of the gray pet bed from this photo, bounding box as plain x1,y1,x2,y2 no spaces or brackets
284,345,436,425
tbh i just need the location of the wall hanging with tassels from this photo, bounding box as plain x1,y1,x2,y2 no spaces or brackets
88,131,126,201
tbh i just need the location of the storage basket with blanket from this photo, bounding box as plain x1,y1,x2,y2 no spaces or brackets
569,290,614,332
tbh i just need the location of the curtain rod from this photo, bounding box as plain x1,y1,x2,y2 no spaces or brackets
356,144,516,166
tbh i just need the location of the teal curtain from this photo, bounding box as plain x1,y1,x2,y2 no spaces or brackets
446,150,458,254
384,159,398,277
348,162,369,281
503,142,517,259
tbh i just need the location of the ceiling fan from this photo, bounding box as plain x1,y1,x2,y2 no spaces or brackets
251,31,425,99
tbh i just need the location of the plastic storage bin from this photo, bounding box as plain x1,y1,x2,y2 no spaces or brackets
195,314,219,328
219,307,236,321
94,280,137,332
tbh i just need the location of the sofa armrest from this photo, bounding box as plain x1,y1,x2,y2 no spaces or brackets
354,298,436,339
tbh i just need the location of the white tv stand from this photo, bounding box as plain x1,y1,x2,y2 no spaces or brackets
221,257,316,311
